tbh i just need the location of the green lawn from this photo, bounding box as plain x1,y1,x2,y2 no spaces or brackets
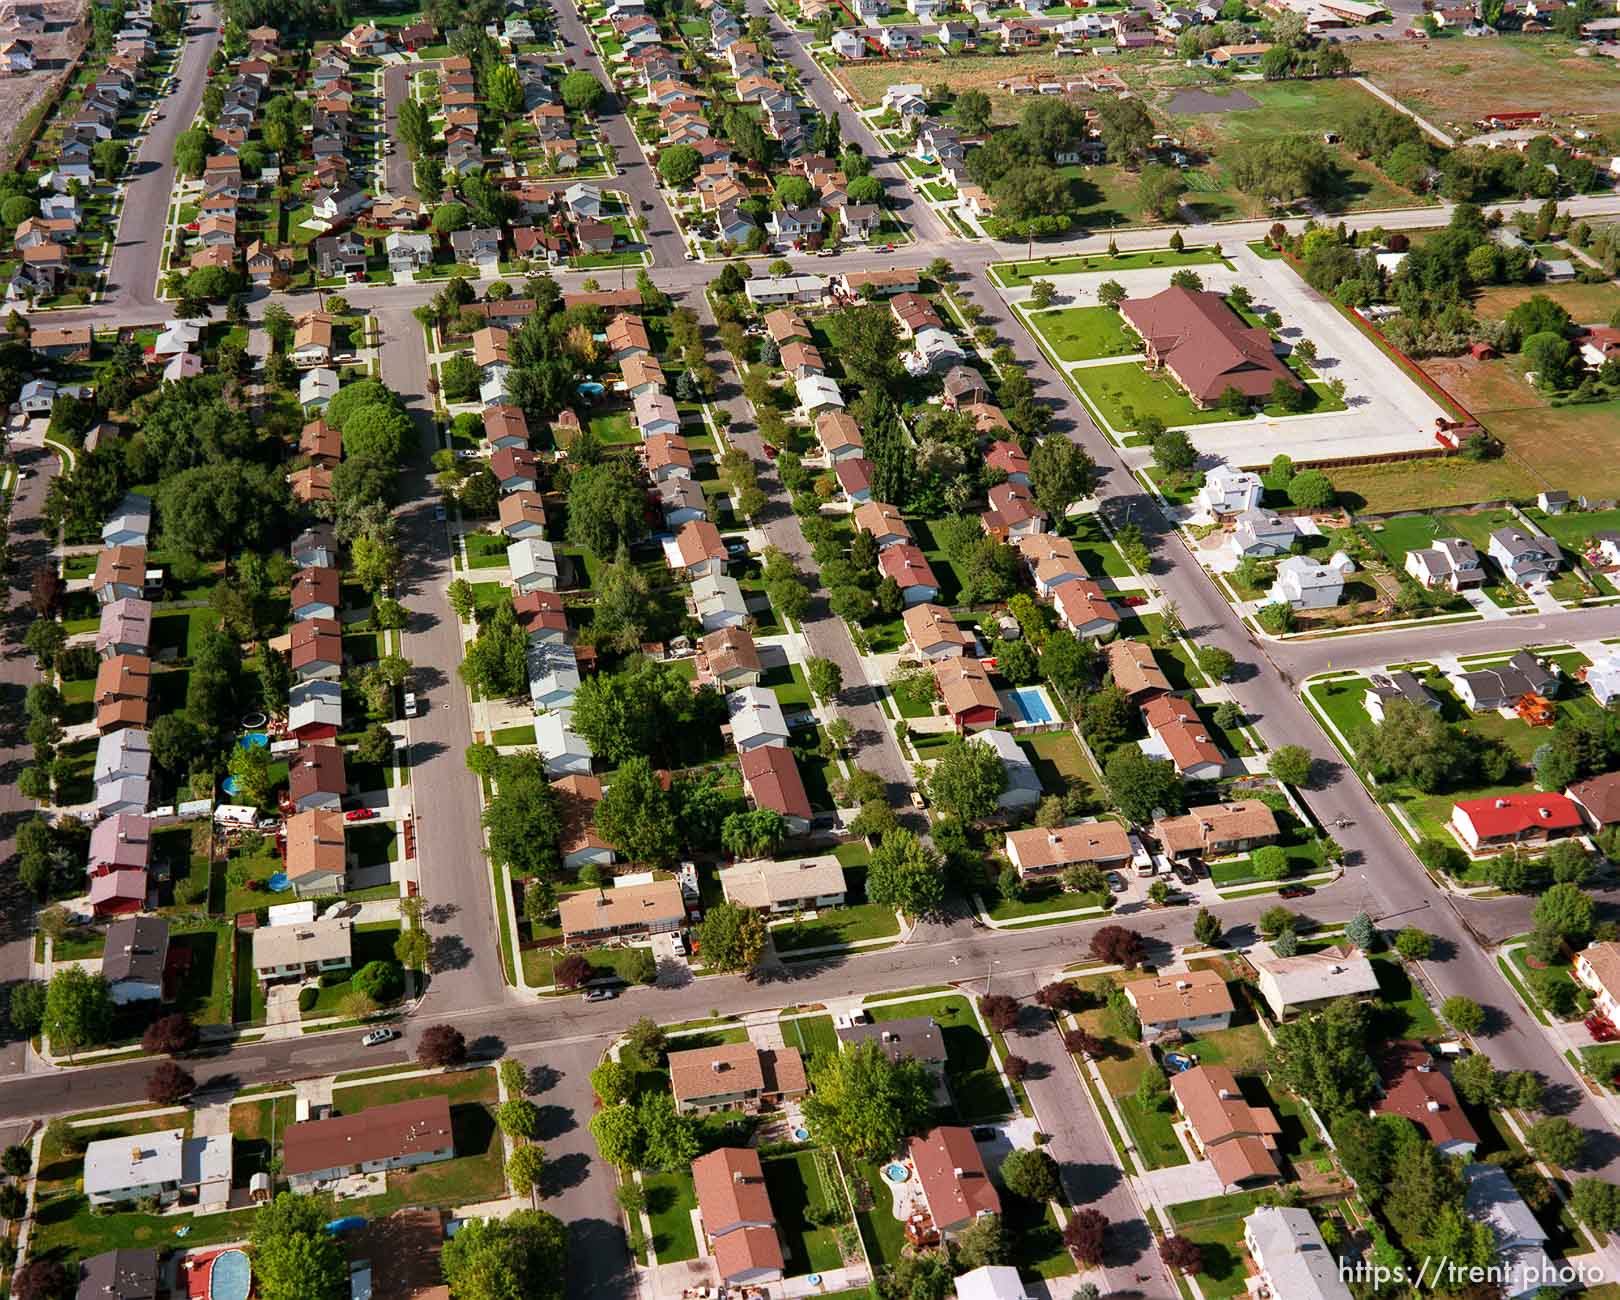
868,995,1010,1122
762,660,813,711
1368,952,1443,1040
1027,305,1141,362
464,531,510,569
643,1169,699,1262
991,247,1224,286
346,821,397,868
303,923,401,1018
781,1014,840,1066
764,1151,846,1275
1176,1213,1252,1299
771,865,900,953
1066,512,1135,580
850,1159,907,1269
1115,1093,1188,1169
1005,1195,1077,1282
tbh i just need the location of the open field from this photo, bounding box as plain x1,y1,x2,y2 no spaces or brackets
1350,36,1620,139
1471,281,1620,326
1329,456,1541,514
1421,354,1541,416
1487,400,1620,501
1026,305,1142,362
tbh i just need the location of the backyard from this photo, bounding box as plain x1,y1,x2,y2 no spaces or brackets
868,995,1011,1123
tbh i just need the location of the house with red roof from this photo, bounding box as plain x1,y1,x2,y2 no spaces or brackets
907,1127,1000,1237
738,743,812,834
1121,286,1300,408
877,544,940,605
1448,793,1583,853
1375,1041,1478,1156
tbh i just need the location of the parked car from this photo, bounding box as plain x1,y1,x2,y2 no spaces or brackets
1278,885,1314,899
1106,871,1127,893
361,1027,399,1047
344,808,376,822
584,987,617,1002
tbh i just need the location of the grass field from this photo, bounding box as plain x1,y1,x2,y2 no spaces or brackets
991,247,1224,286
1485,400,1620,502
1329,456,1540,514
1026,305,1141,362
643,1169,699,1262
764,1151,845,1275
1471,281,1620,326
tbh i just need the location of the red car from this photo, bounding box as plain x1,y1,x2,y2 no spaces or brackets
344,808,377,822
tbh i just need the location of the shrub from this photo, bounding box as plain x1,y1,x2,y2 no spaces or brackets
297,986,318,1012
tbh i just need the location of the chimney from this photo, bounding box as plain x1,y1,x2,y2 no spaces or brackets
1426,1100,1441,1112
1495,798,1508,808
1218,1088,1234,1100
1177,979,1191,992
953,1168,964,1178
734,1170,744,1183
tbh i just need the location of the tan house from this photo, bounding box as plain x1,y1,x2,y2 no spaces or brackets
668,1041,808,1115
1122,968,1234,1042
285,808,348,895
1575,941,1620,1023
558,879,684,945
719,854,846,912
699,626,763,688
1004,821,1132,881
1106,638,1171,701
1170,1064,1282,1189
904,603,972,660
1153,801,1279,860
692,1148,784,1286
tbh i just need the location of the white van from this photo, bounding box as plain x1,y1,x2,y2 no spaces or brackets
403,691,418,717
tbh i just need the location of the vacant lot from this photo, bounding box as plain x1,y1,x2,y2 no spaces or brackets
1487,400,1620,501
1471,281,1620,326
1330,457,1541,514
1351,36,1620,139
1422,354,1541,416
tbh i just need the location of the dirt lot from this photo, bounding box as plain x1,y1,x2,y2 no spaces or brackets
1471,281,1620,326
1422,354,1542,416
0,0,88,167
1351,36,1620,139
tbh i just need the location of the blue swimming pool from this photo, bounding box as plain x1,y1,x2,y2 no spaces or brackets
238,731,269,750
208,1249,251,1300
1005,686,1055,725
221,776,242,796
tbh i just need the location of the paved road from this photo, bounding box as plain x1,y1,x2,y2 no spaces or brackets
377,308,512,1017
0,425,63,1076
381,63,423,200
103,2,221,308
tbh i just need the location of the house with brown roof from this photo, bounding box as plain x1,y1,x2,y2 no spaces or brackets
1120,286,1300,408
300,416,343,466
720,853,845,911
94,546,147,604
692,1148,784,1286
666,519,728,579
779,339,826,380
605,314,651,362
1106,638,1171,701
668,1041,808,1115
1574,941,1620,1024
292,566,340,621
908,1127,1000,1237
1123,968,1234,1042
904,603,972,660
644,431,693,483
816,410,864,461
1004,821,1132,881
283,1096,454,1192
498,490,548,541
1153,800,1279,859
291,311,335,366
980,481,1046,541
699,626,762,689
1141,694,1225,780
1567,772,1620,829
1053,580,1119,641
1170,1064,1283,1190
288,743,346,813
552,774,615,873
285,808,348,895
514,590,568,643
95,654,152,734
890,292,943,338
1375,1041,1478,1156
559,879,685,945
878,544,940,605
620,352,666,397
289,616,343,683
764,309,812,346
289,465,334,505
854,501,912,550
933,657,1001,732
738,744,813,834
483,404,530,450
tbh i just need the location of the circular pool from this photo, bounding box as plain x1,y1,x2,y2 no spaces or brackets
240,712,267,729
238,731,270,751
267,872,291,893
793,1127,810,1142
883,1163,910,1184
221,776,242,796
207,1249,251,1300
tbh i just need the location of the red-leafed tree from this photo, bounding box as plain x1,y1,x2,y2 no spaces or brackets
419,1024,467,1068
1063,1208,1110,1265
146,1062,195,1105
979,993,1020,1034
1089,924,1147,970
142,1012,199,1056
1035,981,1083,1012
1162,1235,1204,1275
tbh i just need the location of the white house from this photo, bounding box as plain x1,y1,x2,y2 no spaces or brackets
1253,945,1380,1019
1463,1164,1553,1300
299,367,340,411
797,375,845,416
971,729,1042,812
727,685,791,751
385,231,433,272
534,709,593,776
101,493,152,547
692,572,749,632
1405,537,1485,591
1488,527,1559,587
527,640,581,710
508,537,561,594
1197,465,1263,517
564,182,602,220
84,1129,232,1209
1242,1207,1353,1300
1586,652,1620,708
1268,555,1343,610
954,1267,1030,1300
831,28,866,56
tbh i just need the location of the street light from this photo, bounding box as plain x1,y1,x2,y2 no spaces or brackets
986,958,1001,996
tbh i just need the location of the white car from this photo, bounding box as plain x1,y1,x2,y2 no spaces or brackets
361,1028,399,1047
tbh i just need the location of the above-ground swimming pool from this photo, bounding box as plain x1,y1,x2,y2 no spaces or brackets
240,712,267,729
576,381,605,398
883,1163,910,1184
208,1249,251,1300
1164,1052,1196,1073
793,1127,810,1142
221,776,242,796
238,731,269,751
267,872,291,893
1004,686,1055,725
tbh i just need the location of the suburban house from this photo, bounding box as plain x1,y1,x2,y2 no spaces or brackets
904,603,973,659
727,685,791,751
1463,1163,1554,1300
980,481,1046,541
285,809,348,895
1243,1206,1354,1300
509,537,562,595
498,491,548,541
738,743,813,834
1106,638,1170,700
853,501,913,550
837,1016,948,1077
1487,527,1559,587
95,653,152,733
1120,286,1299,407
907,1127,1000,1237
289,616,342,682
491,447,539,493
83,1129,232,1210
877,543,940,605
1152,800,1279,860
515,590,568,643
1018,534,1088,599
291,566,340,621
699,626,763,689
287,743,346,813
1584,651,1620,708
1004,820,1132,881
558,879,685,945
94,546,147,604
1405,537,1485,591
1269,555,1344,610
954,1268,1030,1300
1253,945,1380,1019
88,812,151,877
102,493,151,547
292,524,339,570
251,920,353,983
971,729,1042,812
817,410,864,461
553,774,614,874
535,710,592,776
691,572,749,633
1450,651,1559,712
76,1250,159,1300
1574,941,1620,1022
1363,670,1440,725
1197,465,1264,516
1568,771,1620,829
1140,694,1225,780
527,640,581,710
101,916,168,1004
719,854,846,912
287,680,343,741
282,1097,455,1192
1375,1041,1478,1156
692,1148,785,1286
97,597,153,659
1449,793,1583,852
668,1041,808,1115
1122,968,1234,1041
665,519,728,579
933,656,1001,732
1170,1064,1283,1189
